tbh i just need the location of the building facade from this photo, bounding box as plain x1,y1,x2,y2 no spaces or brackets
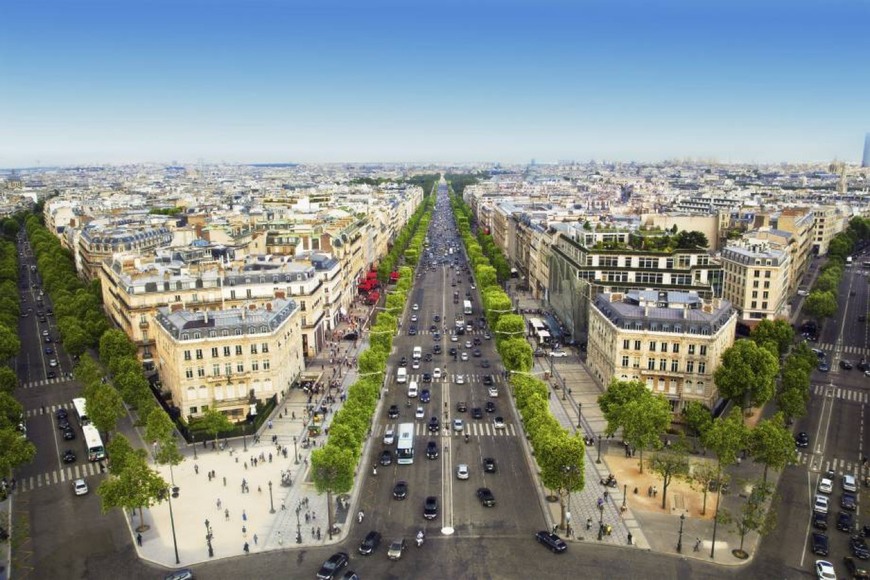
721,240,791,325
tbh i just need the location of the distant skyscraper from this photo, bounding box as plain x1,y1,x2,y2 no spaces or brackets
863,133,870,168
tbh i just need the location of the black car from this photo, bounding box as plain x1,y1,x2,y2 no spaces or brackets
424,353,433,362
57,418,70,431
796,432,809,448
393,481,408,500
407,327,417,336
482,374,494,386
841,360,854,370
422,373,432,383
399,357,407,367
842,492,858,511
342,331,358,341
471,407,484,420
481,359,490,368
449,347,457,356
62,449,77,464
811,532,829,556
456,401,467,412
358,531,381,556
837,511,854,532
47,371,56,379
429,325,437,333
472,349,482,357
477,487,495,507
483,457,497,473
426,441,439,459
62,428,76,441
56,408,68,420
379,450,393,466
44,347,53,355
423,496,438,520
485,401,496,413
473,337,482,346
535,530,568,553
428,417,440,433
433,345,442,354
433,315,441,322
852,536,870,560
388,405,399,419
316,552,349,580
813,511,828,530
845,556,870,579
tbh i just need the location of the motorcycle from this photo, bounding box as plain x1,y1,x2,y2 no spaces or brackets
416,531,425,547
464,433,470,444
600,476,618,488
357,511,365,524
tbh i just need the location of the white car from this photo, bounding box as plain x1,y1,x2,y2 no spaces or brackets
383,428,396,445
843,474,857,492
450,334,459,342
488,386,499,398
411,314,418,322
815,560,835,580
461,352,469,361
415,406,425,419
493,417,506,429
433,368,442,379
453,419,464,432
456,374,464,385
412,360,420,369
465,340,472,348
73,478,89,496
408,384,418,398
456,464,469,480
818,478,833,494
549,350,568,358
412,304,419,311
813,494,829,514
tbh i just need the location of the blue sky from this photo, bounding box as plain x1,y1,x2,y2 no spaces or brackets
1,0,868,167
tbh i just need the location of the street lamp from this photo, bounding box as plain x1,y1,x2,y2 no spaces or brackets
295,502,303,544
294,436,299,465
597,499,605,541
166,488,180,564
677,512,686,553
268,480,275,514
242,421,247,452
577,402,582,429
596,436,602,464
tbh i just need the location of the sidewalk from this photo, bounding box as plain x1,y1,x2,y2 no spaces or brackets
131,301,376,570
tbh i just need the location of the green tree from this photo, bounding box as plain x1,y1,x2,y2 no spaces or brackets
750,319,794,358
537,432,585,530
100,329,138,373
599,379,648,431
310,444,356,535
0,392,24,428
493,314,525,339
777,385,809,424
648,439,690,510
199,408,233,447
0,427,37,478
804,290,838,320
702,409,748,468
713,340,779,417
98,452,168,529
357,348,387,376
0,325,21,361
720,481,777,556
497,337,533,372
621,394,671,473
682,401,713,444
324,422,362,457
689,460,721,516
0,367,19,394
674,230,710,249
105,434,148,475
749,413,797,484
88,382,127,442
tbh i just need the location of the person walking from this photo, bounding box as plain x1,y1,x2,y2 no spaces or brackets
136,533,142,547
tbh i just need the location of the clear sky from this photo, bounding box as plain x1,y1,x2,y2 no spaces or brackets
1,0,868,167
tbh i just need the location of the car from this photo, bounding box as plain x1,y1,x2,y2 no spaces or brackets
408,384,418,398
845,474,858,492
456,464,469,480
428,417,440,432
56,408,68,420
818,362,830,372
493,416,506,429
411,359,420,369
465,340,472,349
62,449,77,464
853,537,870,560
842,492,858,511
841,360,855,370
471,407,483,419
73,478,89,496
450,334,458,343
433,368,442,379
456,374,465,385
460,352,469,361
812,348,826,359
407,327,417,336
796,432,810,448
424,353,433,362
483,457,497,473
819,478,833,494
813,511,829,530
815,495,830,514
49,359,58,367
484,332,492,340
411,314,418,323
535,530,568,553
426,441,439,459
473,337,482,346
433,344,442,354
379,450,393,466
472,349,482,357
481,359,490,368
387,538,406,560
388,405,399,419
482,374,494,386
812,532,830,556
44,336,52,343
488,386,499,398
860,360,870,372
433,315,441,322
358,530,382,555
412,303,419,311
449,347,457,356
383,428,396,445
316,552,350,579
164,570,195,580
42,329,49,337
392,480,408,500
420,388,431,402
399,357,407,367
453,418,464,432
485,401,496,413
814,559,836,580
422,372,432,383
836,511,853,532
477,487,496,507
456,401,467,412
549,350,568,358
415,406,425,419
57,417,70,431
423,496,438,519
844,556,870,579
44,347,53,355
62,427,76,440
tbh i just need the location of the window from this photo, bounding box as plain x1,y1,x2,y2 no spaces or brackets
764,281,770,289
237,362,244,373
647,358,656,370
211,347,219,358
649,341,656,352
197,367,205,377
223,346,231,357
751,301,757,309
263,359,270,371
185,368,194,379
246,289,253,299
754,270,760,278
196,349,203,360
659,358,667,371
261,343,269,353
699,345,707,356
184,350,191,361
634,340,642,350
671,360,679,372
251,344,258,354
698,362,706,374
633,357,640,368
751,291,758,299
688,344,695,355
622,356,630,367
623,339,630,350
224,363,232,376
660,342,668,353
753,280,759,288
252,360,259,371
686,361,694,373
672,343,679,354
765,271,771,278
235,345,243,356
212,364,220,376
762,302,768,309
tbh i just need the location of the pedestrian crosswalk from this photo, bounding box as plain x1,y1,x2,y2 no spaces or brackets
23,402,71,418
814,342,870,358
795,452,869,479
812,383,870,404
21,376,67,389
12,462,103,494
388,372,506,385
378,421,517,438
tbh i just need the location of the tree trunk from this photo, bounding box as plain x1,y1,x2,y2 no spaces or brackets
638,448,644,474
327,490,334,534
762,463,769,486
701,486,708,516
661,474,669,510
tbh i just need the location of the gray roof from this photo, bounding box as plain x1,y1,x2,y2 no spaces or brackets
156,299,297,340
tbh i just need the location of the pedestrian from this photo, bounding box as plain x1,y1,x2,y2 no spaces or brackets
694,537,702,552
627,532,633,545
194,464,199,475
136,533,142,547
317,527,321,540
242,525,247,535
217,498,222,510
281,499,286,510
243,542,249,554
243,510,247,521
253,533,258,545
305,513,310,523
244,461,248,470
225,508,230,521
223,476,227,486
312,510,316,520
552,524,558,534
586,517,592,530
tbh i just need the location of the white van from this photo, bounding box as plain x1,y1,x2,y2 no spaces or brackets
396,367,407,383
408,381,419,398
412,346,422,360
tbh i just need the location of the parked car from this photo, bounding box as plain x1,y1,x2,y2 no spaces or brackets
796,432,809,448
811,532,829,556
534,530,567,553
836,511,853,532
316,552,349,580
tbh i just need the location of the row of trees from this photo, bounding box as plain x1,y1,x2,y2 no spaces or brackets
309,193,435,532
376,185,436,284
451,187,585,529
805,216,870,322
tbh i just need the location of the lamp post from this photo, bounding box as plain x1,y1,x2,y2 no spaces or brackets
677,512,686,553
577,402,582,429
294,436,299,465
623,483,627,509
596,436,602,464
295,502,303,544
268,480,275,514
192,432,197,460
242,422,248,452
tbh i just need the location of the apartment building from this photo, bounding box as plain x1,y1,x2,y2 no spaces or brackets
77,223,173,280
587,291,736,411
153,299,303,421
812,205,841,256
720,239,791,325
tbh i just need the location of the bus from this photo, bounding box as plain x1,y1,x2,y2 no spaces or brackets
82,424,106,462
528,317,551,344
463,300,472,315
72,397,90,426
396,422,415,465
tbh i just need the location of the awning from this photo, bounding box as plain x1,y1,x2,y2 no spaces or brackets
340,307,347,316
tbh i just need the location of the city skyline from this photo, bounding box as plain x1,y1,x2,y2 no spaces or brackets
1,0,868,168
